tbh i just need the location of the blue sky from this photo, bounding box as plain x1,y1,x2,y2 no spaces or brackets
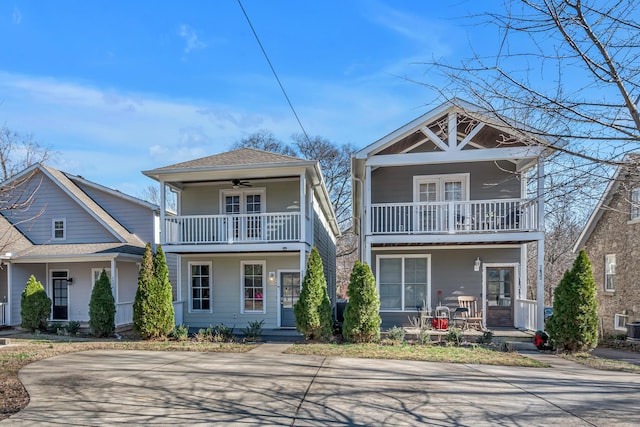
0,0,498,198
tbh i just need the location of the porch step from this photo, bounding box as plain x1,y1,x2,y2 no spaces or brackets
502,340,538,352
0,338,10,346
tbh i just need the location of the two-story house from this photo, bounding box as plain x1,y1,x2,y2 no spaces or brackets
142,148,340,331
573,155,640,337
0,164,160,328
352,99,548,330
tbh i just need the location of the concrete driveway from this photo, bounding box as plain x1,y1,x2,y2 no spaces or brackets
4,344,640,426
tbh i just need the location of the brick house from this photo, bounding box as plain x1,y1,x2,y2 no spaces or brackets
574,157,640,336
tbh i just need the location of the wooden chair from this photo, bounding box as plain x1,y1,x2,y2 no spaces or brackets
457,296,484,330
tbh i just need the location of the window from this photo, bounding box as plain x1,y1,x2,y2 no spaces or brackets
242,262,265,313
377,256,429,311
190,263,211,311
631,189,640,220
92,269,113,287
605,254,616,292
414,174,469,231
52,218,66,240
614,313,628,332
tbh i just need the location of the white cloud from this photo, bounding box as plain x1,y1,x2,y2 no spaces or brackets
178,24,207,54
12,7,21,25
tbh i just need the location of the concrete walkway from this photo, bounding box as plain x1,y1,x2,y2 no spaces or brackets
3,343,639,426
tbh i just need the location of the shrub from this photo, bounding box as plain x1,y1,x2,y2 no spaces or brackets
386,326,406,344
67,320,81,335
342,261,381,343
294,247,333,341
445,328,463,346
417,328,431,345
478,330,494,345
546,250,598,353
171,324,189,341
212,324,235,342
20,275,51,332
133,244,175,340
194,326,213,342
242,320,264,341
89,269,116,337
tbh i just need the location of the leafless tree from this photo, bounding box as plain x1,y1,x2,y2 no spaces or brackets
231,130,298,157
140,184,177,212
421,0,640,294
0,124,54,181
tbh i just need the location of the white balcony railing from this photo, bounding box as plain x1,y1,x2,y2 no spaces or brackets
0,302,7,326
370,198,538,234
165,212,301,245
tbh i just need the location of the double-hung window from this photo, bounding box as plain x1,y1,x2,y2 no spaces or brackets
52,218,66,240
604,254,616,292
190,263,212,311
631,189,640,220
377,255,430,311
242,261,265,313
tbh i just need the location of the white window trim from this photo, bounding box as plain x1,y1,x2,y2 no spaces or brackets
614,313,628,332
241,260,266,314
605,254,616,292
220,188,267,214
52,218,66,240
188,261,213,313
376,254,431,312
91,268,116,289
413,173,470,202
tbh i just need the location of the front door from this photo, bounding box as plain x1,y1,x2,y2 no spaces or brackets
280,271,300,327
52,271,69,320
486,267,514,327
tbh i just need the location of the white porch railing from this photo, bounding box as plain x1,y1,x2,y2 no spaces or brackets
515,299,537,330
165,212,301,245
0,302,7,326
371,198,538,234
115,301,134,327
173,301,184,326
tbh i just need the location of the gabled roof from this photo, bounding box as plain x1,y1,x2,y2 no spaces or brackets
64,172,158,211
355,98,553,161
573,155,639,252
0,163,146,249
145,148,312,173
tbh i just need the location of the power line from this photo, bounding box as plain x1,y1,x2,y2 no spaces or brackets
237,0,311,144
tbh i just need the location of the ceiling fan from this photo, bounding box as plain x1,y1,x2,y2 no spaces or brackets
231,179,252,189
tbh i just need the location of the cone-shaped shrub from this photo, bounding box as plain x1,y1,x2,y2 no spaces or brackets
89,269,116,337
294,247,333,341
153,245,175,338
20,275,51,332
546,249,598,353
133,243,157,339
342,261,381,343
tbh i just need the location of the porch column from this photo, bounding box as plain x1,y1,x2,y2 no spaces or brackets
111,258,118,303
160,180,166,245
365,165,371,237
536,157,545,330
5,261,12,325
299,173,306,244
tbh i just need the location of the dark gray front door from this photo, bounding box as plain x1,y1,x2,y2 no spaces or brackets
52,272,69,320
280,272,300,327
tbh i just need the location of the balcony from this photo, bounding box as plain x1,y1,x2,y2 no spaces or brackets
164,212,301,245
370,198,538,235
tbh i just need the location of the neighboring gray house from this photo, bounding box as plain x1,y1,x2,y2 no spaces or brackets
0,164,160,328
573,155,640,336
142,148,340,330
352,99,549,330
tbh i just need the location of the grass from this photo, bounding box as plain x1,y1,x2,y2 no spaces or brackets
561,352,640,374
286,342,550,367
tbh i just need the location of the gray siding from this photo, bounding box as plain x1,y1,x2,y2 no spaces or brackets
75,183,156,244
3,172,116,244
313,213,337,307
180,253,300,329
180,180,299,215
10,264,46,326
371,161,520,203
371,247,521,328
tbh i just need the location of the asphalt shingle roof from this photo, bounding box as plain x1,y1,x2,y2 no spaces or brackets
150,148,308,171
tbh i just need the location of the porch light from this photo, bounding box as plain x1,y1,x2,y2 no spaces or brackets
474,257,482,272
67,277,73,284
268,272,276,283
